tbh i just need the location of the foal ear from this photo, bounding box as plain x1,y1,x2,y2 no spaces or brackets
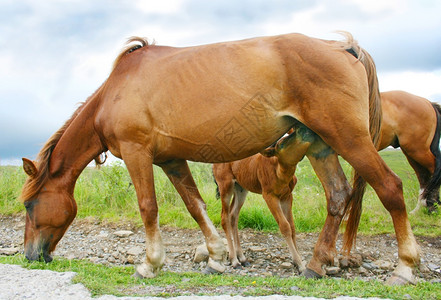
22,158,38,178
260,147,276,157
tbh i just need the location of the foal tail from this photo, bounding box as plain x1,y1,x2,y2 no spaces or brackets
213,172,221,199
338,32,383,254
421,102,441,206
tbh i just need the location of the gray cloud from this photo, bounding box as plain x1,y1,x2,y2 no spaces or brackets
1,0,441,163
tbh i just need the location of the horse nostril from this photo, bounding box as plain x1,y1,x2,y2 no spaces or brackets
25,249,40,262
43,253,53,263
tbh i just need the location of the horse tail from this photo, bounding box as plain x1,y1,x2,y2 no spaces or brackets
213,171,221,199
421,102,441,206
338,32,382,254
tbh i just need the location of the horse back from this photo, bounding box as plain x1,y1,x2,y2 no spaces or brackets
96,33,366,164
379,91,436,151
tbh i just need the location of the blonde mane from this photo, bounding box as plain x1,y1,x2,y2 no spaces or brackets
112,37,151,71
19,90,104,203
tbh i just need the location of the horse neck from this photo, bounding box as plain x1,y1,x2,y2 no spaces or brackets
275,161,296,184
49,99,105,194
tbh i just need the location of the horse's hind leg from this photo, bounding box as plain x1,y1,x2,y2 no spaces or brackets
402,151,439,213
160,159,226,274
296,134,352,278
121,150,165,278
318,129,420,284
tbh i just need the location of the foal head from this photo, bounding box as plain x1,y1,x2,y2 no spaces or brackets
20,158,77,262
260,127,312,166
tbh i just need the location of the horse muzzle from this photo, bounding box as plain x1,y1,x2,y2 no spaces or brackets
25,240,53,263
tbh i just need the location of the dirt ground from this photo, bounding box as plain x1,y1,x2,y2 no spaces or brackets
1,214,441,285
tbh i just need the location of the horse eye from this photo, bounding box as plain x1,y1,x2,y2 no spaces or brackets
24,200,37,211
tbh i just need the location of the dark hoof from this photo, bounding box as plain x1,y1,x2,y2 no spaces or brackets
202,266,222,275
43,254,53,263
241,261,251,267
428,206,439,214
232,264,243,270
302,268,323,279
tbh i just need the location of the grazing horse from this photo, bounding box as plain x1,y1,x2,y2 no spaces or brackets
379,91,441,213
213,126,345,273
19,32,420,284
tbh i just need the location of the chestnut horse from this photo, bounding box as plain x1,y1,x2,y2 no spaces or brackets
379,91,441,213
214,90,441,274
213,125,347,273
19,32,419,284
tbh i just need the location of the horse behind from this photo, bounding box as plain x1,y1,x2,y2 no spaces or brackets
19,32,419,285
379,91,441,213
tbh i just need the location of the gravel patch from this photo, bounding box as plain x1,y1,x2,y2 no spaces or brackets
1,214,440,299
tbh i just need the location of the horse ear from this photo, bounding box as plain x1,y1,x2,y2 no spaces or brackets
260,147,276,157
22,158,37,178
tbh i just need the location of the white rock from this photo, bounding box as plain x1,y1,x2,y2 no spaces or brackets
113,230,134,238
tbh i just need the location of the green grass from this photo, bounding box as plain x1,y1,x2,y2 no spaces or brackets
1,150,440,235
1,254,440,299
1,150,441,298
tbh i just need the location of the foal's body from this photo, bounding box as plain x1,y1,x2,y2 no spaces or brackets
20,32,419,284
214,126,344,272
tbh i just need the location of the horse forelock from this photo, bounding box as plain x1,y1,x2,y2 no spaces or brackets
112,36,151,71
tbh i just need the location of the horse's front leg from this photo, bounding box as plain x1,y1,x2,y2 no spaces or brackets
121,148,165,278
160,159,227,274
303,144,352,278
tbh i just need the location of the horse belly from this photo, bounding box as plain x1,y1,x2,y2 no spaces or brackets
154,109,292,163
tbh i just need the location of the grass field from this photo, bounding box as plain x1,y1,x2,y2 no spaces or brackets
1,254,440,299
1,149,440,299
1,149,440,236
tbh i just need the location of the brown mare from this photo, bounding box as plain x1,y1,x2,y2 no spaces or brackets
19,32,419,284
379,91,441,213
213,126,347,273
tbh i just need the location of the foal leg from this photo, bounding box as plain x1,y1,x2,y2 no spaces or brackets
279,193,307,272
122,150,165,278
214,167,240,268
263,192,306,272
160,160,226,274
229,185,249,267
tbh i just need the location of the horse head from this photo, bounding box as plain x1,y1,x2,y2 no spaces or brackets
21,158,77,263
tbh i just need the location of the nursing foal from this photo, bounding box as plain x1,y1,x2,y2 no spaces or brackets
213,125,348,271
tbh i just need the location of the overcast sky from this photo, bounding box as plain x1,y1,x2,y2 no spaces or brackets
1,0,441,165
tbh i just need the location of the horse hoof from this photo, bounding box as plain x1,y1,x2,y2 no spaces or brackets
302,268,323,279
207,258,226,273
133,270,145,279
134,263,158,279
241,261,251,267
203,266,222,275
428,206,439,214
386,274,416,285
